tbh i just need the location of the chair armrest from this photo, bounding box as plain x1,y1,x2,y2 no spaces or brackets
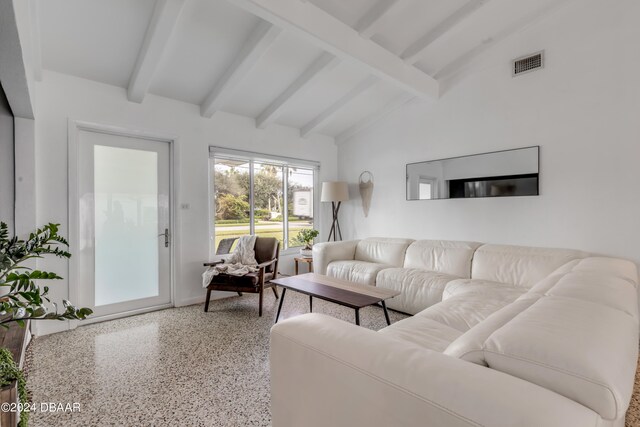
312,240,359,275
203,260,224,267
257,258,277,270
270,314,599,427
203,254,233,267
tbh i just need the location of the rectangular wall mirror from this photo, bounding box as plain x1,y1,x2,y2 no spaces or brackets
406,146,539,200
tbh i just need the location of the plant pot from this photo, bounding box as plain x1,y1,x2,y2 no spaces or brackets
299,248,313,258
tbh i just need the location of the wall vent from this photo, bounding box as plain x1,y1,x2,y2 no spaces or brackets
513,51,544,77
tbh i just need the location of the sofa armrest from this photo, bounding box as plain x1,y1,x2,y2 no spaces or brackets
312,240,359,275
270,314,599,427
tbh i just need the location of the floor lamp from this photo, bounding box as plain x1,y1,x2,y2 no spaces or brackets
321,181,349,241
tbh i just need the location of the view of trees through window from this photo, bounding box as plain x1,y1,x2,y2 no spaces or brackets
213,156,315,253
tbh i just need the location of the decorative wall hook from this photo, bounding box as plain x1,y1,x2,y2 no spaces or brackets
359,171,374,218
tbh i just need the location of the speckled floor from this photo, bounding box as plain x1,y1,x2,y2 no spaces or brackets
626,355,640,427
26,288,407,427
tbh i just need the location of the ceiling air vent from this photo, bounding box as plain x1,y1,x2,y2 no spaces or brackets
513,51,544,77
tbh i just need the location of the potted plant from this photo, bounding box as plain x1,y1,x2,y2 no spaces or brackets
0,222,93,426
295,229,319,258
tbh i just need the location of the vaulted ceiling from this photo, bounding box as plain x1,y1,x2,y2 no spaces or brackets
34,0,568,142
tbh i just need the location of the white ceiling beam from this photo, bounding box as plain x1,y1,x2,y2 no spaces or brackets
355,0,402,39
127,0,186,103
28,0,42,81
256,52,339,129
336,93,414,144
434,0,573,80
401,0,489,65
0,0,34,118
226,0,439,98
200,22,281,118
301,75,378,137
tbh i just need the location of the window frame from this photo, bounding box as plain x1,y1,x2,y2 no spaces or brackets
209,147,320,257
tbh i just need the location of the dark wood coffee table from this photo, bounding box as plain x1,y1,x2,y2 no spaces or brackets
270,273,400,326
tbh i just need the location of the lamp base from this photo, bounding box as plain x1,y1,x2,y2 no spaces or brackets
327,201,342,241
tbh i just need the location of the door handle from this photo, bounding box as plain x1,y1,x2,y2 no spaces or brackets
158,228,169,248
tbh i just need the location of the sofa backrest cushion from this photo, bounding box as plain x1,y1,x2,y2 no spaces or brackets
414,290,523,333
567,257,638,285
403,240,482,278
444,294,541,365
354,237,414,267
471,244,587,288
483,296,638,421
528,257,639,319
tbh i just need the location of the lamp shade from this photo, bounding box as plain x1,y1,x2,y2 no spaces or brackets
321,181,349,202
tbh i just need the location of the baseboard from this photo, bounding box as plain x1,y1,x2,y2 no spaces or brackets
80,303,173,326
31,319,70,337
175,295,206,307
176,290,239,307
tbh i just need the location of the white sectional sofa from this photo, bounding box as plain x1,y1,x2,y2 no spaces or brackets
270,238,640,427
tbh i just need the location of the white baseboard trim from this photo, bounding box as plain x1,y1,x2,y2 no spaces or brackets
175,295,206,307
31,320,70,337
176,290,232,307
79,303,174,326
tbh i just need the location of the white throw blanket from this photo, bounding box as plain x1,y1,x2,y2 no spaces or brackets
202,235,259,288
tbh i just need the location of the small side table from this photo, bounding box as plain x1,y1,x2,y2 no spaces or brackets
294,257,313,275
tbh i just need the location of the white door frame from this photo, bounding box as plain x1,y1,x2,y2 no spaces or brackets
68,119,179,327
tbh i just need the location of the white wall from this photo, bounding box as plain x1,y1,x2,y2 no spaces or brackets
338,0,640,264
34,71,337,335
0,85,14,231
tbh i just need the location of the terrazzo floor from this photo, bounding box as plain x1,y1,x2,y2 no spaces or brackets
25,290,640,427
25,288,408,427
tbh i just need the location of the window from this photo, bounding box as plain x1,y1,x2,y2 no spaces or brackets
210,147,318,255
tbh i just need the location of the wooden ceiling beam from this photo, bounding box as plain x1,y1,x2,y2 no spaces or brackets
200,22,281,118
127,0,186,103
434,0,573,80
256,52,339,129
401,0,489,65
0,0,34,118
226,0,439,98
336,93,414,144
355,0,402,39
301,75,378,137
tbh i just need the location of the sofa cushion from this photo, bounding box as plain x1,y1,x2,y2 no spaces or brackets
570,257,638,285
545,271,638,319
528,257,639,319
326,260,391,286
379,316,463,352
312,240,359,275
403,240,482,278
354,237,414,267
442,279,526,301
471,244,587,288
443,294,541,365
376,268,459,315
484,296,639,421
415,291,523,333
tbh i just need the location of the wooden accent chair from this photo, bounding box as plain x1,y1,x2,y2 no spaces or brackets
215,237,237,255
204,237,280,316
